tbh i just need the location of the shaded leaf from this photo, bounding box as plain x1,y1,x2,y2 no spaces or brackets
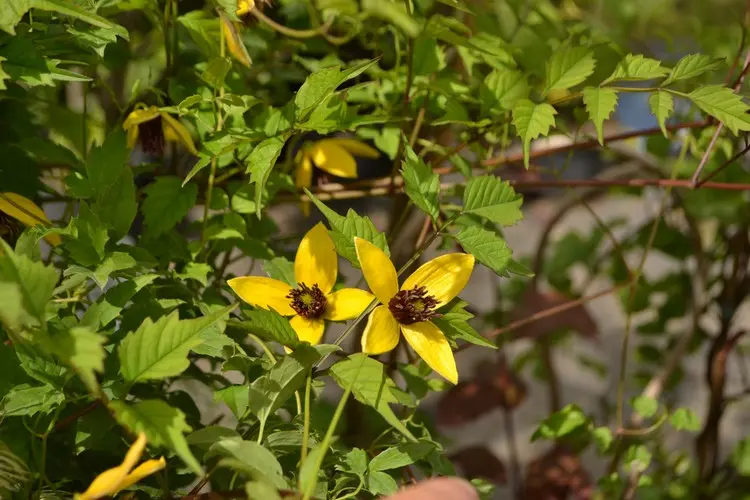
142,176,198,237
208,438,285,489
245,136,287,218
402,144,440,221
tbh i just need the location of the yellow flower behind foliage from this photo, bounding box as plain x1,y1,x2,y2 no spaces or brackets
295,138,380,215
0,192,61,247
220,11,252,67
354,238,475,384
228,223,374,345
75,433,166,500
122,106,199,156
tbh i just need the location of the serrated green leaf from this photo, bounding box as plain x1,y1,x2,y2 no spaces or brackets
214,386,249,419
412,37,445,76
119,306,232,383
32,0,129,39
648,90,674,137
361,0,419,37
80,274,157,329
142,176,198,237
242,308,299,348
401,144,440,221
367,471,399,496
295,59,377,120
262,257,296,287
329,353,416,441
0,242,58,327
462,176,523,226
545,45,596,93
208,439,285,489
0,384,63,417
48,327,105,394
511,99,557,168
603,54,668,84
110,399,201,475
662,54,723,86
0,0,31,35
669,408,700,432
582,87,618,145
245,136,287,218
455,226,512,277
480,68,529,113
531,404,588,441
687,85,750,135
506,259,535,277
201,57,231,88
306,189,390,268
433,299,495,348
369,442,434,472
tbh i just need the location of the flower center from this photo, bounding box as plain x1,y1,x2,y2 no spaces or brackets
0,211,22,247
388,286,441,325
287,283,327,319
138,118,165,156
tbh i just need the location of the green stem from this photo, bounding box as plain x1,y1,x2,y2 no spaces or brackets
301,368,313,463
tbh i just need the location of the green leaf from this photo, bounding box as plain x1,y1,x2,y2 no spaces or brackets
367,471,399,496
201,57,231,88
142,176,198,237
412,37,445,76
582,87,618,145
243,308,299,348
669,408,700,432
339,448,368,477
433,299,495,348
32,0,128,38
732,437,750,476
662,54,723,86
245,136,287,218
462,176,523,226
86,130,130,193
544,45,596,93
480,68,529,113
80,274,158,329
306,189,390,268
632,395,658,419
603,54,668,84
176,262,212,286
329,353,416,441
623,444,652,473
648,90,673,137
119,306,232,383
0,442,30,492
531,404,588,441
245,481,282,500
247,345,322,438
0,384,63,417
295,59,377,120
361,0,419,37
454,226,512,277
511,99,557,169
262,257,296,287
214,386,249,419
0,0,30,35
92,251,137,289
401,144,440,221
687,85,750,135
110,399,201,475
0,242,58,326
369,442,434,471
48,327,105,394
95,168,137,238
592,426,613,452
208,439,285,489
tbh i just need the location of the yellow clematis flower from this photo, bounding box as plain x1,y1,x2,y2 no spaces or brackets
354,238,475,384
228,223,374,345
75,433,166,500
122,106,199,157
0,192,61,247
236,0,255,16
295,138,380,215
220,11,252,67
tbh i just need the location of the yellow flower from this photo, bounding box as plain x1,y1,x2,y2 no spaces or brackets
228,223,374,345
75,433,166,500
295,138,380,215
122,106,199,156
236,0,255,16
220,11,252,67
354,238,475,384
0,192,61,247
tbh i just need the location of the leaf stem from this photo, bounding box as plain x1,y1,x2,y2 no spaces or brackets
301,368,313,463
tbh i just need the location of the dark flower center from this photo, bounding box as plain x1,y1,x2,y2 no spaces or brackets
138,118,165,156
0,211,22,248
388,286,441,325
287,283,327,318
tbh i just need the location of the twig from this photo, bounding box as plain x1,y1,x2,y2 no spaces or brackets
53,401,101,431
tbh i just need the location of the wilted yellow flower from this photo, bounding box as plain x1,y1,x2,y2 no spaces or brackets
0,192,61,247
122,106,199,156
354,238,475,384
295,138,379,215
75,433,166,500
236,0,255,16
220,11,252,67
228,223,374,345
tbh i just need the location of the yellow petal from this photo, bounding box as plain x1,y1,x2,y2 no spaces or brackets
361,305,400,355
237,0,255,16
114,457,166,494
0,193,61,246
126,124,139,149
161,112,199,156
400,321,458,384
290,315,325,345
295,223,338,294
296,154,313,217
327,138,380,159
401,253,475,308
354,237,398,305
308,141,358,178
227,277,295,316
324,288,374,321
122,433,147,471
76,465,131,500
122,107,160,131
220,13,252,68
